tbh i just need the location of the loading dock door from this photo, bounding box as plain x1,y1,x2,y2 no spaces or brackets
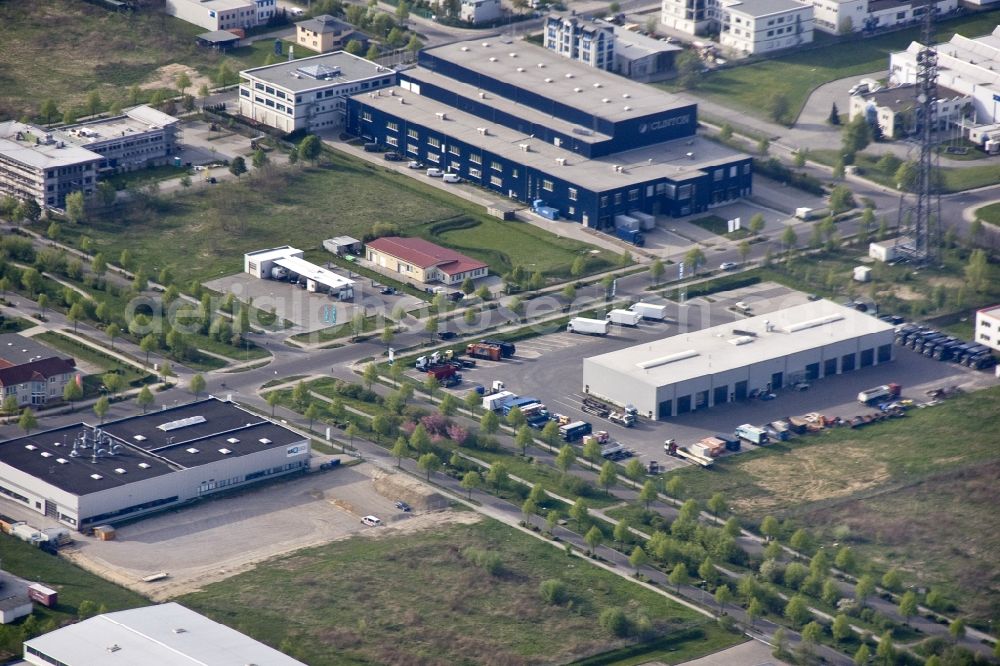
734,381,748,401
676,395,691,414
713,386,728,405
806,363,820,380
824,358,838,376
658,400,672,419
771,372,783,390
694,390,708,410
860,348,874,367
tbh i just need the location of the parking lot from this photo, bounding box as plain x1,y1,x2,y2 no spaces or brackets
447,284,995,470
28,462,425,601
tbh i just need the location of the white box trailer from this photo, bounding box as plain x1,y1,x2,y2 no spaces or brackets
614,214,640,231
629,302,668,320
630,211,656,231
482,391,516,411
567,317,610,335
606,309,641,326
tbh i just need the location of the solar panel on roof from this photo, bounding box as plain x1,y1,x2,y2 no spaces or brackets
157,415,206,432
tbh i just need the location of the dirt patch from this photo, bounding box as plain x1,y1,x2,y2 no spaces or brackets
927,276,964,288
373,469,450,510
892,285,924,301
141,63,211,92
737,444,890,513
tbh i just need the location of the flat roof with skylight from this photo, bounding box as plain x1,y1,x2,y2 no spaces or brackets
586,301,894,388
240,51,393,93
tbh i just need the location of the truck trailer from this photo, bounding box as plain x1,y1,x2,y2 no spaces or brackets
735,424,769,445
482,391,516,411
466,343,502,361
567,317,610,335
606,309,641,326
629,302,668,320
560,421,592,442
481,339,516,358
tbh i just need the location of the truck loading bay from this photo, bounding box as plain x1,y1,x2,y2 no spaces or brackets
452,284,994,470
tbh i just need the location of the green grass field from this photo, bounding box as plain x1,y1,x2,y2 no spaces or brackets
669,9,1000,124
0,535,148,659
0,1,305,121
976,202,1000,226
666,386,1000,622
35,331,154,392
58,150,615,284
181,518,738,665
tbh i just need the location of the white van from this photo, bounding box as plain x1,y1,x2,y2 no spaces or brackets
361,515,382,526
442,173,462,183
426,168,443,177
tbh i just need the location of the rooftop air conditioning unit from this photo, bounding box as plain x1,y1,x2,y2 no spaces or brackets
556,157,566,165
537,62,545,67
602,97,610,103
477,127,489,135
622,93,631,98
482,41,490,47
574,87,582,92
517,67,525,72
686,151,694,159
593,82,602,88
544,77,553,82
489,57,498,62
519,143,530,151
623,105,631,111
565,72,574,78
479,91,486,98
509,52,517,57
461,46,470,51
436,111,448,120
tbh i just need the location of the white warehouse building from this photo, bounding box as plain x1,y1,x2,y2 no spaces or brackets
583,301,895,420
0,398,310,532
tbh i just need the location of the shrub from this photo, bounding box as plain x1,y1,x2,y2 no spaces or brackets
599,607,631,637
461,547,502,575
539,579,568,605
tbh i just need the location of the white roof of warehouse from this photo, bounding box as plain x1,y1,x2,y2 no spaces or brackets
245,245,303,262
274,255,354,289
23,602,306,666
586,300,893,387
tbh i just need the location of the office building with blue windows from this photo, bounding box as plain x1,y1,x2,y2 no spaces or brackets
346,39,751,226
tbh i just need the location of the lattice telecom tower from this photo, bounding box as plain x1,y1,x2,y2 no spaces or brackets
897,0,942,262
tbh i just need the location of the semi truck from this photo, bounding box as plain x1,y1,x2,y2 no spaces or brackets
28,583,58,608
629,302,668,321
426,365,460,384
615,227,645,246
560,421,593,442
606,309,641,326
466,343,502,361
502,397,540,416
857,383,901,404
567,317,610,335
735,424,769,445
582,398,638,426
665,440,714,468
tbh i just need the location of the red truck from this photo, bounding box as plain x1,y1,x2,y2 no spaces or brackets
426,365,458,381
466,343,501,361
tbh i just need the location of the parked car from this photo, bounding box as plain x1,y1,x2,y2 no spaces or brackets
720,261,738,271
208,177,217,184
426,168,444,177
395,501,411,512
407,161,425,169
438,331,457,340
379,286,397,295
448,291,464,302
361,515,382,526
383,152,403,161
793,382,811,391
442,173,462,183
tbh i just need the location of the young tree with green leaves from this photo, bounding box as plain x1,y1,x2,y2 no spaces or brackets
584,525,603,554
136,386,155,414
417,452,440,481
639,479,657,509
486,461,509,493
63,380,83,410
460,470,481,498
555,444,576,474
19,407,38,434
668,562,688,591
598,460,617,495
93,396,110,424
266,390,280,417
514,424,533,456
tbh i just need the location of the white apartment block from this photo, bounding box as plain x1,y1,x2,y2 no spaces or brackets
238,52,395,133
165,0,275,32
61,105,179,173
661,0,719,36
0,123,101,209
890,27,1000,124
810,0,955,34
460,0,502,24
720,0,814,54
544,13,616,70
975,305,1000,352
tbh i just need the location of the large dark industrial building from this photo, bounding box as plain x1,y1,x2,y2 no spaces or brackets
346,39,752,226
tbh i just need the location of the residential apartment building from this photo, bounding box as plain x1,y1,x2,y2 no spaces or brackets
237,52,395,133
809,0,954,34
544,13,616,70
0,357,77,408
890,27,1000,124
661,0,718,36
460,0,503,25
719,0,814,54
848,84,969,139
975,305,1000,352
365,236,489,285
347,40,751,226
165,0,275,32
0,122,101,208
295,14,364,53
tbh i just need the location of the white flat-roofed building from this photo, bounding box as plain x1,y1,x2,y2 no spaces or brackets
0,397,310,532
719,0,814,54
975,305,1000,352
0,121,101,208
890,27,1000,124
165,0,271,32
460,0,502,24
237,51,395,132
61,105,180,173
24,602,306,666
583,300,895,420
544,13,681,79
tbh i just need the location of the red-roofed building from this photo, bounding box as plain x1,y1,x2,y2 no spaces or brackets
365,236,489,285
0,356,77,407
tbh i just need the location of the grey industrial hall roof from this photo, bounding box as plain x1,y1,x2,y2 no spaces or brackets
240,51,393,93
585,300,894,388
59,105,177,149
197,29,242,44
0,121,103,170
295,13,352,33
721,0,811,18
424,39,688,123
354,86,746,189
0,398,304,497
23,602,307,666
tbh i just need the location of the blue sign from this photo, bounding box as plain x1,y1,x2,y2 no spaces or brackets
994,93,1000,102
